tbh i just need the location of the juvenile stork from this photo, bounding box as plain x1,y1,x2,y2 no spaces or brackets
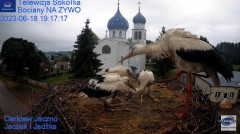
136,70,158,104
119,28,233,117
104,66,134,78
82,73,136,110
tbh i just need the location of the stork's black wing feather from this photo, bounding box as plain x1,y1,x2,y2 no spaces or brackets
92,75,105,83
83,76,113,98
176,48,233,82
83,87,112,98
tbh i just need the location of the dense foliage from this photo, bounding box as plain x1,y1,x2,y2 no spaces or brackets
151,27,175,79
0,38,48,80
71,19,102,78
215,42,240,65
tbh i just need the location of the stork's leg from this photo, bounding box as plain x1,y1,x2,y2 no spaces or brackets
175,70,186,79
104,97,113,111
140,94,144,105
176,72,192,118
115,96,129,104
104,94,134,111
147,86,160,104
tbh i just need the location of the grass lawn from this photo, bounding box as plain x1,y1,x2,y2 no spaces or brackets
40,71,72,85
0,74,42,91
233,64,240,71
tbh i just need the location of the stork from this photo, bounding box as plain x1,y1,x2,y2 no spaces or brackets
104,66,134,78
82,73,136,110
136,70,159,104
119,28,233,117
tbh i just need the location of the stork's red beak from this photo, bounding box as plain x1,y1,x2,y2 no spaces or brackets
118,52,135,63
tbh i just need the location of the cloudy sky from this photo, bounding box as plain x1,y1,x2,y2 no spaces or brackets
0,0,240,52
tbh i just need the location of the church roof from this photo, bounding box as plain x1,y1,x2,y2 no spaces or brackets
133,10,146,24
107,4,129,30
197,71,240,87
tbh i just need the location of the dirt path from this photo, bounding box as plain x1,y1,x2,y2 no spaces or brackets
0,81,30,116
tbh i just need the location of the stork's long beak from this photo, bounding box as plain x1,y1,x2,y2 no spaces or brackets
118,52,135,63
125,81,136,91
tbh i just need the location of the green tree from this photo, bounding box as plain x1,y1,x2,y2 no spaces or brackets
146,40,153,65
216,42,240,65
156,26,165,42
151,27,175,79
0,37,48,80
63,54,70,61
71,19,102,78
199,35,210,44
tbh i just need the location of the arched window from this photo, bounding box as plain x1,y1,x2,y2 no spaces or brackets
113,31,115,37
134,31,138,39
102,45,111,54
138,31,142,39
119,31,122,38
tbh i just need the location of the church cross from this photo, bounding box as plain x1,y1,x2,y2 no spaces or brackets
137,1,141,11
105,30,108,38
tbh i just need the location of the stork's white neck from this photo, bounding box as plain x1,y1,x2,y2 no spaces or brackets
145,43,170,59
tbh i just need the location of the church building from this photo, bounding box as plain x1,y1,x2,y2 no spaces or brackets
94,1,146,74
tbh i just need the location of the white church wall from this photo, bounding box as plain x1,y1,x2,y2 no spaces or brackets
134,23,145,29
116,42,129,67
94,39,129,74
129,55,145,74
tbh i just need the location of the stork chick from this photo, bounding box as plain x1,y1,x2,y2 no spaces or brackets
82,73,136,110
136,70,158,105
105,66,134,78
119,28,233,117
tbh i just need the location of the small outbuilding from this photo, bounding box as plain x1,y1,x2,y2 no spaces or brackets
195,71,240,104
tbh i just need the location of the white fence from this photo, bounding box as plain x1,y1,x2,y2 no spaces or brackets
27,79,48,89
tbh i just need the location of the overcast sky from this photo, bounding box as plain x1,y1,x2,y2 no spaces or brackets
0,0,240,52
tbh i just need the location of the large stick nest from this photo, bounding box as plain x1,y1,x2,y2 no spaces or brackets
24,79,221,134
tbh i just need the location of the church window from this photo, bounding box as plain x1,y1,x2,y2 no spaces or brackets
138,31,142,39
134,31,138,39
113,31,115,37
102,45,111,54
119,31,122,38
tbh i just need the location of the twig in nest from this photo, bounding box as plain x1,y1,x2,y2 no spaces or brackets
50,98,75,134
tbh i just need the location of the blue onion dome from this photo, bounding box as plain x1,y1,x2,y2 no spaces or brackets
133,10,146,24
107,5,129,30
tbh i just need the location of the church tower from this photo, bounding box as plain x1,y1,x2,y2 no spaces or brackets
132,2,146,44
129,2,146,73
107,1,129,42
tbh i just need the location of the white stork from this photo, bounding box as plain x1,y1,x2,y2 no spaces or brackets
82,73,136,110
136,70,158,104
104,66,134,78
119,28,233,117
